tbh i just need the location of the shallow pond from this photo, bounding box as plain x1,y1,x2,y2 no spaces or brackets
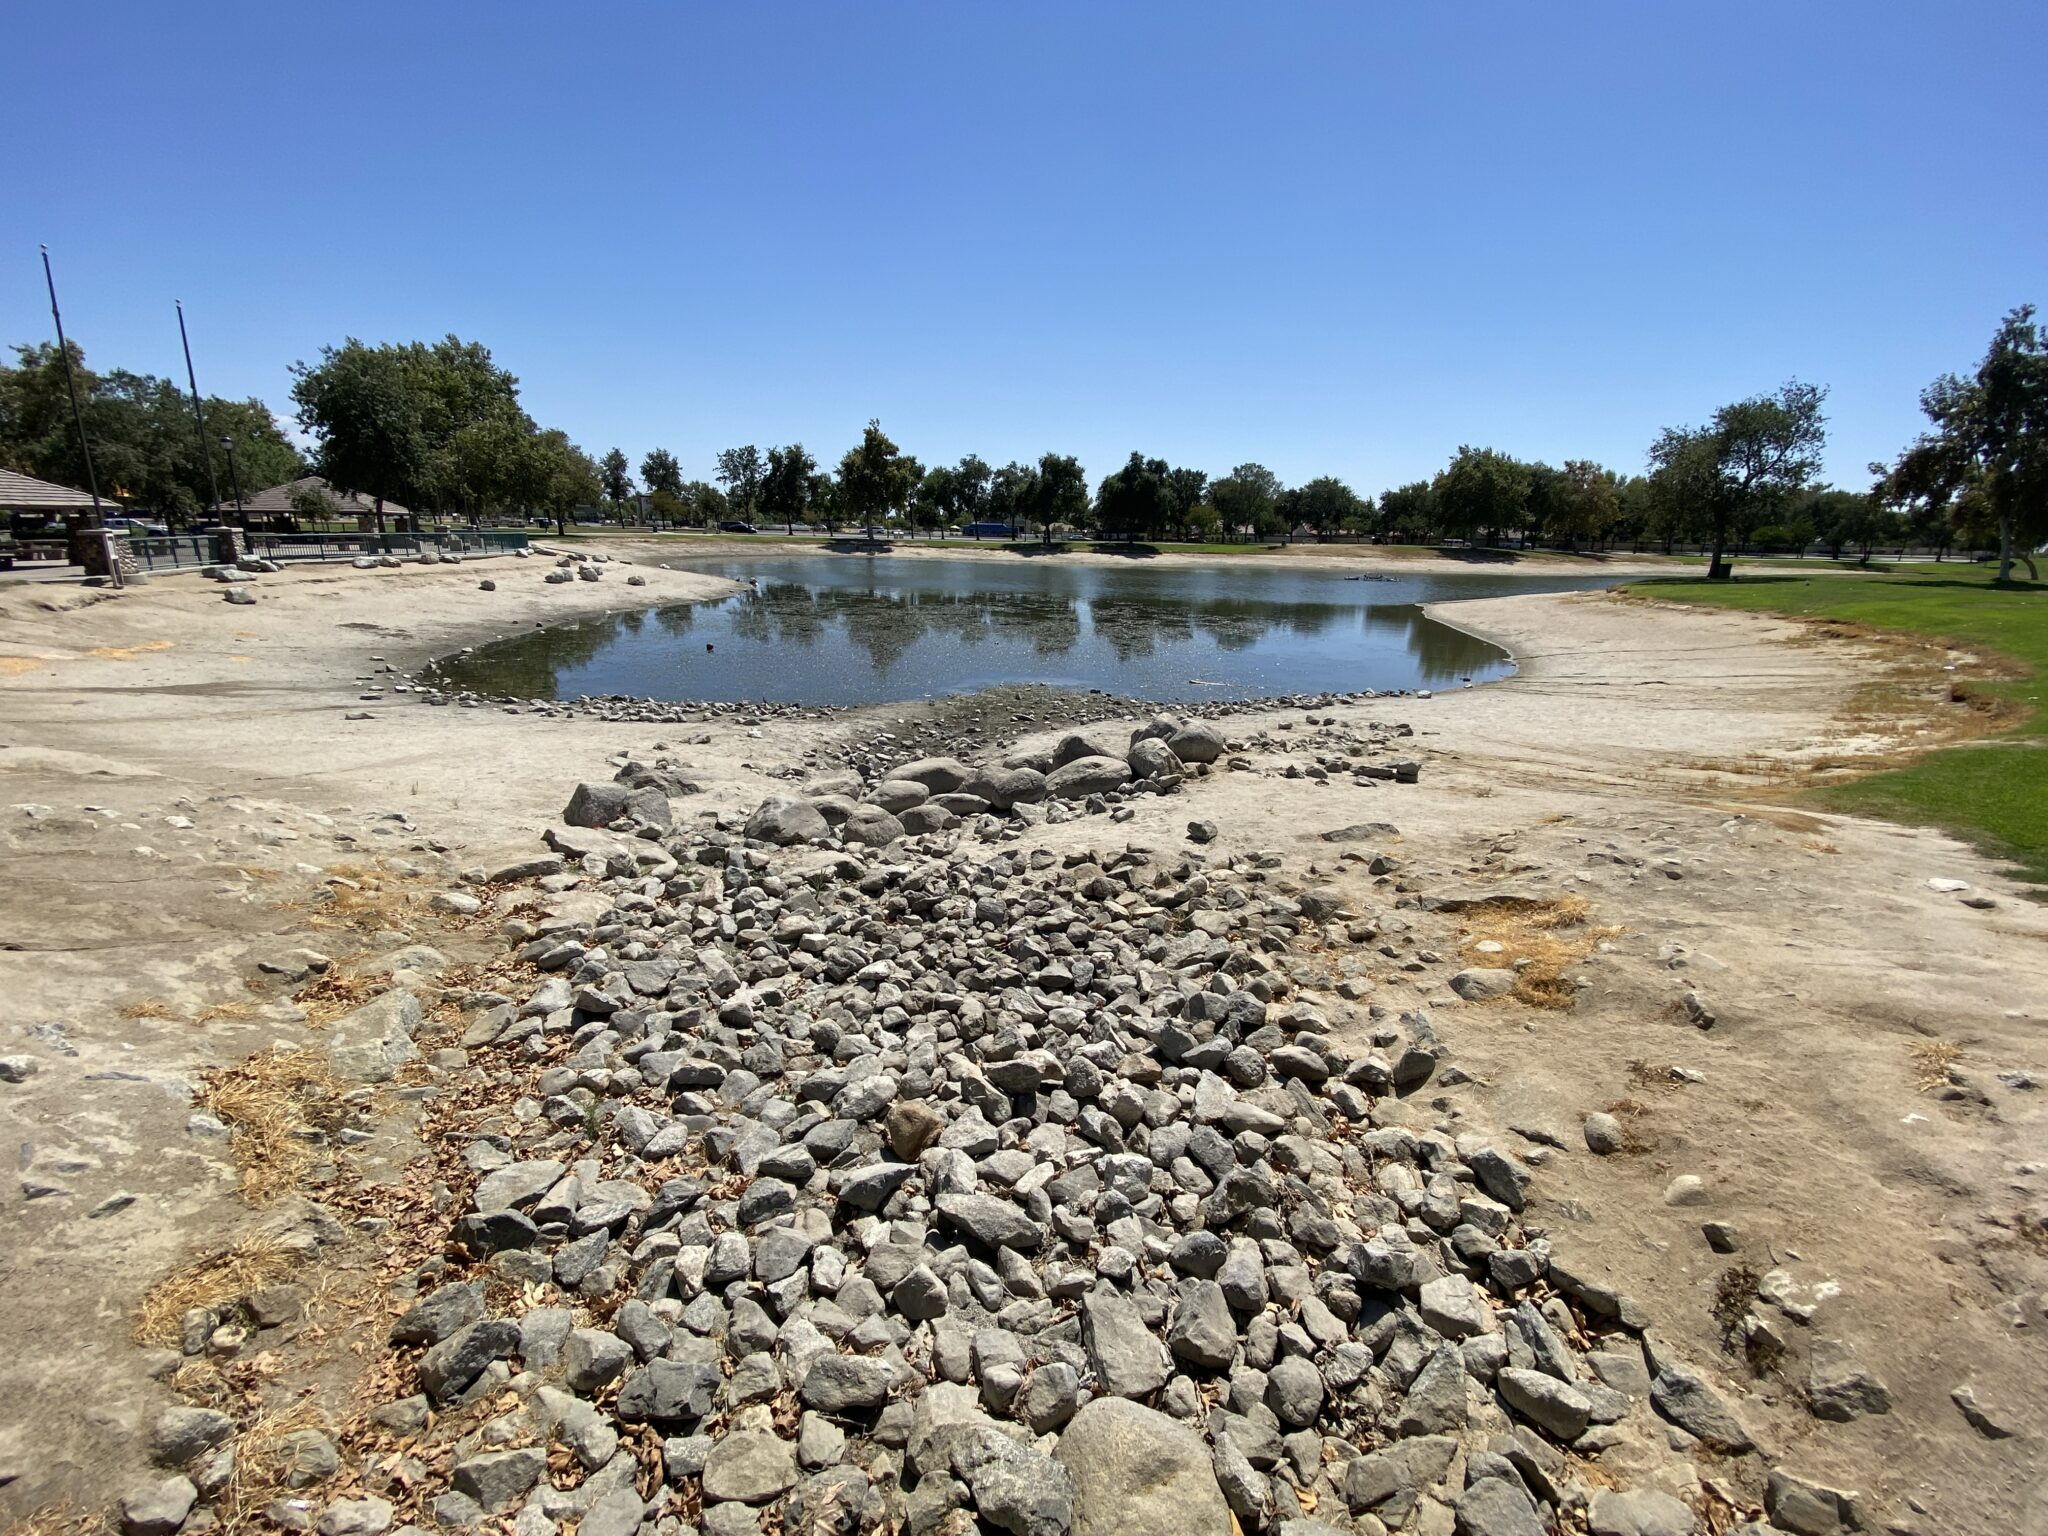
432,554,1616,706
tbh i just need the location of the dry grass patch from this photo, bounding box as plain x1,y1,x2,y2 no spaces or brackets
292,863,423,935
197,997,265,1026
1457,895,1622,1009
290,968,386,1027
1911,1038,1963,1092
1598,1098,1658,1154
118,998,179,1021
135,1235,297,1348
202,1049,352,1202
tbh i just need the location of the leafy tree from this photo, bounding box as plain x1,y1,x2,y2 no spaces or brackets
987,461,1038,538
1291,476,1367,541
682,480,728,527
1433,446,1531,545
1027,453,1089,545
1644,426,1720,556
807,471,839,532
952,455,993,527
1210,462,1281,539
1553,460,1619,551
1162,467,1208,539
1651,382,1827,579
836,421,918,534
715,445,766,522
1879,305,2047,581
1095,452,1170,542
640,447,683,499
761,443,818,535
600,448,633,507
1378,481,1437,543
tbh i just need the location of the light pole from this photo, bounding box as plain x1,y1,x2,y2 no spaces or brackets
220,434,245,527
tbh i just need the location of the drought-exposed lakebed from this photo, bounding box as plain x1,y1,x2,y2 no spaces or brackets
427,554,1624,707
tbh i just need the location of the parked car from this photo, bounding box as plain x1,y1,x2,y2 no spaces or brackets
718,520,760,534
104,516,170,537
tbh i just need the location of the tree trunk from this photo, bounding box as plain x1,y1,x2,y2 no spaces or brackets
1997,514,2016,581
1706,522,1732,580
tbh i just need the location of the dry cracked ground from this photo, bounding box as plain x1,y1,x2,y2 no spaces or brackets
0,555,2042,1536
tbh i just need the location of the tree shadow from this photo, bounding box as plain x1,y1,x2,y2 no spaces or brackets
1086,542,1162,559
824,537,893,554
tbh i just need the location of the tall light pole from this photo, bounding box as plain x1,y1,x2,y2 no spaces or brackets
220,434,245,526
176,302,220,519
39,245,105,528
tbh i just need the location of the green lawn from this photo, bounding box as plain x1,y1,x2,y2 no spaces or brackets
1633,567,2048,885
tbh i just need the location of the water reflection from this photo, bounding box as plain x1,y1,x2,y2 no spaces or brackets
432,555,1612,705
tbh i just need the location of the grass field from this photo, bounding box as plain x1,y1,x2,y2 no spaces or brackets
1635,567,2048,885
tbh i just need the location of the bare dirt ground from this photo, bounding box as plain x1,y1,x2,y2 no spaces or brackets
0,555,2041,1534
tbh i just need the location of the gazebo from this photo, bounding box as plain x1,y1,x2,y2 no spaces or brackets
214,476,411,530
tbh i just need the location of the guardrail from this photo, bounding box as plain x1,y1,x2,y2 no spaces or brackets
126,528,530,571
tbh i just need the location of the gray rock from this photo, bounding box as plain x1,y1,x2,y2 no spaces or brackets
1649,1363,1753,1451
952,1427,1075,1536
1053,1397,1230,1536
1587,1487,1699,1536
616,1359,720,1422
0,1055,38,1084
1455,1476,1545,1536
700,1429,798,1504
1807,1337,1892,1422
797,1411,846,1468
563,782,629,828
1167,1280,1237,1369
451,1447,546,1511
577,1485,649,1536
745,796,830,846
563,1328,634,1393
472,1158,564,1213
1166,723,1226,764
419,1319,520,1402
1583,1113,1625,1154
1020,1361,1084,1433
1394,1346,1470,1436
1045,756,1134,800
841,804,906,847
1466,1146,1532,1211
963,766,1048,810
1497,1367,1592,1441
121,1476,198,1536
1764,1469,1862,1536
1449,968,1516,1002
938,1192,1042,1251
1419,1274,1493,1340
890,756,975,793
152,1405,235,1466
313,1497,394,1536
1951,1383,2016,1440
801,1352,895,1412
1082,1289,1170,1399
1127,738,1182,780
866,779,930,813
1344,1436,1457,1519
1265,1357,1324,1428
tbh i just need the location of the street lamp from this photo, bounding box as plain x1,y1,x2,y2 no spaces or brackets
220,433,245,526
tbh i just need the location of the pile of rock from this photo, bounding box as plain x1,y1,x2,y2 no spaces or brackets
125,737,1829,1536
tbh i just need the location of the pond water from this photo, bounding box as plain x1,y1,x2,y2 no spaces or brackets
431,554,1616,706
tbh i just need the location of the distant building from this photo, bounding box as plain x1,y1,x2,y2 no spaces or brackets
214,475,411,526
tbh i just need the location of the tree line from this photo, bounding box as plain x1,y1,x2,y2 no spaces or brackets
3,305,2038,577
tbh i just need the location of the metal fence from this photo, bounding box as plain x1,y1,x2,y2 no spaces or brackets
126,528,529,571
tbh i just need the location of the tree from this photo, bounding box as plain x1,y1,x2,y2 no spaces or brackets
1027,453,1088,545
1162,467,1208,540
1652,382,1827,579
1292,476,1367,541
1433,446,1531,545
1881,305,2047,581
640,447,683,499
1644,426,1721,556
289,342,428,531
715,445,766,523
681,480,728,527
761,444,818,536
1210,463,1281,540
600,448,633,508
1378,481,1437,543
1095,452,1170,542
1552,460,1619,551
952,455,993,528
836,421,918,534
987,461,1037,538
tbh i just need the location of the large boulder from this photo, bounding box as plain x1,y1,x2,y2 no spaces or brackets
840,804,906,848
1045,756,1132,801
1129,715,1180,748
562,782,629,828
1126,737,1183,781
963,766,1047,810
1052,730,1128,768
1167,722,1226,764
1053,1398,1230,1536
745,797,831,846
865,779,930,814
888,756,974,794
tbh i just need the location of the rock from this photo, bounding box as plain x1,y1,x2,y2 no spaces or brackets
450,1447,546,1511
1265,1356,1324,1428
890,756,975,793
1082,1289,1171,1399
1497,1367,1591,1441
1466,1147,1532,1212
1344,1436,1457,1520
1045,756,1133,800
1186,820,1218,844
223,587,257,605
1419,1274,1493,1340
563,782,630,828
578,1485,648,1536
1394,1345,1470,1436
1587,1487,1700,1536
326,989,423,1083
952,1428,1075,1536
1807,1337,1892,1422
1583,1113,1625,1154
121,1476,198,1536
1765,1469,1862,1536
701,1429,798,1504
1951,1383,2015,1439
1127,738,1182,780
886,1099,945,1159
1649,1363,1752,1451
1455,1477,1545,1536
1166,1280,1237,1369
745,796,831,846
473,1158,564,1213
0,1055,38,1084
152,1405,235,1466
616,1359,721,1422
867,779,930,813
313,1498,394,1536
1662,1175,1709,1206
937,1192,1042,1251
841,803,906,847
1053,1397,1230,1536
564,1328,634,1393
389,1282,484,1345
801,1353,895,1412
1166,723,1226,764
1449,969,1516,1002
963,766,1047,810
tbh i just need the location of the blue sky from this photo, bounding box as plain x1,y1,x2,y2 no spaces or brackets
5,2,2042,495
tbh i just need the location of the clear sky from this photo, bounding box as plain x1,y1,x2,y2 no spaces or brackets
5,2,2042,496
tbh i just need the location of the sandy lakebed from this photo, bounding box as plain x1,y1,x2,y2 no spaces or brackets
0,545,2042,1536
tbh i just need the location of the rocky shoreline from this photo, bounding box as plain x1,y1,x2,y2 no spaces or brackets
118,714,1866,1536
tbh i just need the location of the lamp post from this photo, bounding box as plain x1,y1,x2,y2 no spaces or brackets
220,434,245,527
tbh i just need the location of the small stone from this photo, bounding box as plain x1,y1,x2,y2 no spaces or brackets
0,1055,39,1084
451,1448,546,1512
152,1405,236,1466
801,1353,894,1412
1662,1175,1708,1206
121,1477,198,1536
700,1429,798,1505
315,1497,396,1536
1496,1367,1591,1441
885,1099,944,1160
1807,1337,1892,1422
1587,1487,1700,1536
1582,1113,1624,1155
1054,1397,1229,1536
1951,1383,2015,1439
